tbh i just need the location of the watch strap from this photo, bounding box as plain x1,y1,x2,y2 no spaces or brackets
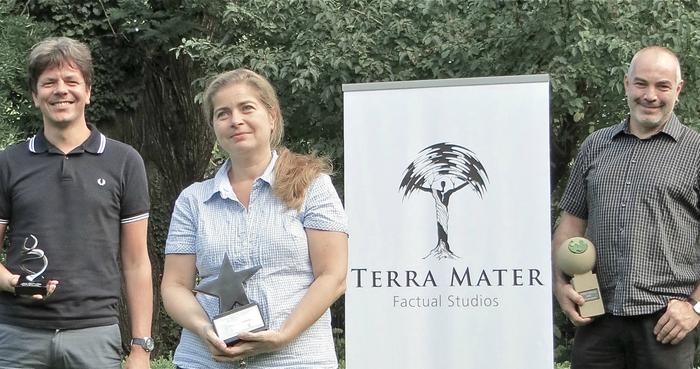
130,337,154,352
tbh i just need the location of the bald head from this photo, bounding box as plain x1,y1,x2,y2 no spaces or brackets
623,46,684,137
627,46,682,83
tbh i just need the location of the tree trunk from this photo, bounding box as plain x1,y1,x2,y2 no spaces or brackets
118,53,214,357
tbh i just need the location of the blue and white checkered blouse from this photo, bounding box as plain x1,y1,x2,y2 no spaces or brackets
165,151,348,369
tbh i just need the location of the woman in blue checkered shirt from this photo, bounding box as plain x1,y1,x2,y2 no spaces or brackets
161,69,348,369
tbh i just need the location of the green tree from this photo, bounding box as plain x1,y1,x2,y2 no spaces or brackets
4,0,700,364
177,0,700,363
0,1,48,146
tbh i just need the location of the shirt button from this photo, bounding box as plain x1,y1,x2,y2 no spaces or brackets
625,181,631,185
619,227,624,233
620,202,626,207
631,159,637,164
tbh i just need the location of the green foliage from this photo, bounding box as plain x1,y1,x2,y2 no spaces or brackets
177,0,700,191
149,355,175,369
177,0,700,364
0,1,48,138
333,327,345,366
0,118,21,151
6,0,700,365
18,0,221,127
20,1,122,124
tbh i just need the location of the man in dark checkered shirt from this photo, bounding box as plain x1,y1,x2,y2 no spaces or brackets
553,46,700,369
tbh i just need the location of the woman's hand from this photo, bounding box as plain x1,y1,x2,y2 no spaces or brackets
200,325,289,362
199,323,237,362
229,330,289,359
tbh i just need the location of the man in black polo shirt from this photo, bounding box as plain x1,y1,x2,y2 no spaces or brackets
553,46,700,369
0,37,153,369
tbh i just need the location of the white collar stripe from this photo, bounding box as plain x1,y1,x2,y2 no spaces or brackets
98,134,106,154
0,219,8,224
29,136,36,153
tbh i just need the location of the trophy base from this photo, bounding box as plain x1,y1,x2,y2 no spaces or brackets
572,272,605,318
15,276,47,296
213,303,267,346
578,287,605,318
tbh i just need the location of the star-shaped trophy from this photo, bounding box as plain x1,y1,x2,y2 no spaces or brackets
194,253,267,345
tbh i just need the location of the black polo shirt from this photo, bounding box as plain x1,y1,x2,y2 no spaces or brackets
0,124,149,329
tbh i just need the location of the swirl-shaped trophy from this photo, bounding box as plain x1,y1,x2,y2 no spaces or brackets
555,237,604,317
15,235,49,296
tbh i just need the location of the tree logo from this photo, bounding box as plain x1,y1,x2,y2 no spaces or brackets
399,143,489,260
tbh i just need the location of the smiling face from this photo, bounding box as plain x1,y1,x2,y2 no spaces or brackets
211,83,275,157
32,63,91,129
624,48,683,135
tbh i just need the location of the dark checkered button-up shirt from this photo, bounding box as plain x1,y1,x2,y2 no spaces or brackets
560,114,700,316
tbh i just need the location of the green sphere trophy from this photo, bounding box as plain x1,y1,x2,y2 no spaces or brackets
556,237,605,318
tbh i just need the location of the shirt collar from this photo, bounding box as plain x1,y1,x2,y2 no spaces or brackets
613,113,683,141
207,150,278,201
28,123,107,154
259,150,278,185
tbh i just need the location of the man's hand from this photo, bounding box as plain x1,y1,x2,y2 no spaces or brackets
124,347,151,369
2,274,58,300
554,280,594,326
551,212,590,326
654,299,700,345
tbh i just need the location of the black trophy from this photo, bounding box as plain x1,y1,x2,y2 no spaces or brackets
15,235,49,296
194,253,266,345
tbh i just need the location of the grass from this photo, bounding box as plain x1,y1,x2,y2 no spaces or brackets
144,358,567,369
143,355,343,369
144,358,700,369
151,356,176,369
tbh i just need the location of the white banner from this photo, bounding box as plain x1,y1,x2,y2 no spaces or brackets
343,75,552,369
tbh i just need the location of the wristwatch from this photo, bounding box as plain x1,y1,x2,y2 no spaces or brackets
687,297,700,315
130,337,155,352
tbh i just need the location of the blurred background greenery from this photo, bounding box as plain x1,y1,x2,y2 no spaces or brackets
3,0,700,366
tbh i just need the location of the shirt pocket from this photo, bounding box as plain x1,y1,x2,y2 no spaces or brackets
260,211,310,271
